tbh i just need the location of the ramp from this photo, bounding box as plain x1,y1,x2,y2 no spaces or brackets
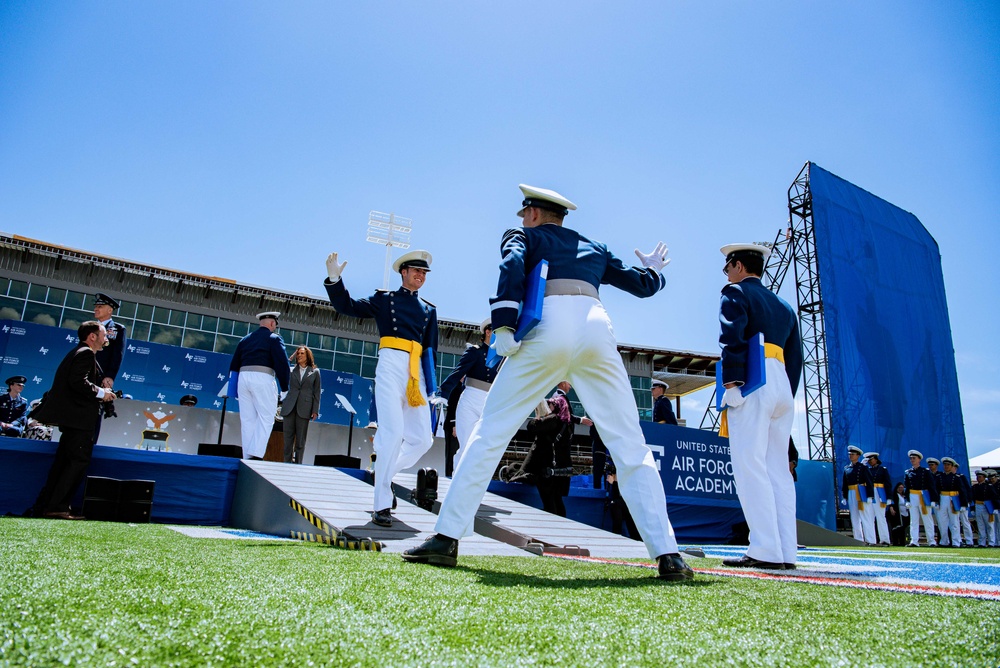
393,473,651,559
230,461,525,556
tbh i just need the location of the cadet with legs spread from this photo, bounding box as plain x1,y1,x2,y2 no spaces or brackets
403,183,692,580
324,249,437,527
228,312,291,460
717,243,802,570
904,450,939,546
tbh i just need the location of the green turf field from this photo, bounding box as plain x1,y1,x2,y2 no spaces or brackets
1,519,997,667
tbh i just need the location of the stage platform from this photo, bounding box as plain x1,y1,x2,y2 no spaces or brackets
231,460,526,556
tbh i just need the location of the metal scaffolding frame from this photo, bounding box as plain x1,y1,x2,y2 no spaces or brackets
700,162,835,462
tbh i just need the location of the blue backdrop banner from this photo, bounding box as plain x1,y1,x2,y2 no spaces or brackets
809,163,968,488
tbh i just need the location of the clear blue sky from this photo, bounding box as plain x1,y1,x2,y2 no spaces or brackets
1,2,997,457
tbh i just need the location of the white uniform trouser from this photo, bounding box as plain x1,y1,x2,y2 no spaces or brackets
873,502,891,544
435,295,679,559
372,348,433,512
725,357,797,565
935,499,962,546
974,504,995,546
848,490,876,544
908,492,936,545
960,506,975,545
238,370,278,459
453,384,488,466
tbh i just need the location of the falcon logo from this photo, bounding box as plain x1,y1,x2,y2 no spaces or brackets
143,410,176,430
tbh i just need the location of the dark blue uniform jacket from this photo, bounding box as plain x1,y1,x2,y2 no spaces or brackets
439,344,495,399
653,395,677,425
0,393,28,435
96,320,126,382
229,326,291,392
324,279,438,353
842,461,874,501
904,466,940,503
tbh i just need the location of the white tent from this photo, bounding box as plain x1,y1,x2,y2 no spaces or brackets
969,445,1000,470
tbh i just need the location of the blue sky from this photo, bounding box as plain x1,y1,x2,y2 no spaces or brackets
1,2,997,458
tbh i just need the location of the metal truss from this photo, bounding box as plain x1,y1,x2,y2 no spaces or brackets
701,162,835,463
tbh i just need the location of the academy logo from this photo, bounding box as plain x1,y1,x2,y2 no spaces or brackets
31,375,43,385
128,345,150,355
184,353,207,363
2,356,18,365
162,365,171,373
217,373,225,381
646,442,665,472
66,334,75,342
38,346,49,355
213,399,222,408
1,325,8,333
8,326,26,335
121,372,145,383
156,393,166,401
180,381,204,391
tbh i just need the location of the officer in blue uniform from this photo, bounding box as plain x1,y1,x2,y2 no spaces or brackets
324,249,438,527
0,375,29,437
718,243,802,570
436,318,497,464
651,379,677,425
864,451,893,545
842,445,876,544
93,293,126,389
228,312,291,460
404,183,693,581
903,450,939,546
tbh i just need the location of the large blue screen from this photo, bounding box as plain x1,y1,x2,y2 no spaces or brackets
809,163,967,485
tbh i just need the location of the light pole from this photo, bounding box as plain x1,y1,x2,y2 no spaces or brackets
366,211,412,289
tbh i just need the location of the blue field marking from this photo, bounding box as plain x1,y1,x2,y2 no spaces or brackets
690,545,1000,593
218,528,295,541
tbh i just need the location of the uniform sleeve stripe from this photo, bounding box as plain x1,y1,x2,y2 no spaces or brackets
491,300,519,311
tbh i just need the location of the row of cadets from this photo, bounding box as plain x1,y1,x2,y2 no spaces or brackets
864,451,893,546
972,469,999,547
434,318,497,466
903,450,940,547
842,445,876,544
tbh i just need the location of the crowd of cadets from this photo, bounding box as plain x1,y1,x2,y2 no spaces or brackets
843,446,999,547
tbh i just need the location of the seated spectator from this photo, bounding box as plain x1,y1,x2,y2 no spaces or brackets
0,375,29,437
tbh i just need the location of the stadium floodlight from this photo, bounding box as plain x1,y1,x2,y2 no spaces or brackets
366,211,412,289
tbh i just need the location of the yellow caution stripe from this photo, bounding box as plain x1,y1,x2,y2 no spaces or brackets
289,531,383,552
289,498,334,536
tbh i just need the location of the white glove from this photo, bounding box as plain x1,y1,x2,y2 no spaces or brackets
930,502,937,509
905,502,911,509
722,386,746,409
428,393,448,408
492,328,521,358
634,242,670,273
326,252,347,282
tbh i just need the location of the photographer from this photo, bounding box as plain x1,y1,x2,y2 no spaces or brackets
29,321,116,520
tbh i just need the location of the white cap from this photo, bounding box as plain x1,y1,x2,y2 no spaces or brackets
652,379,669,390
480,318,492,332
941,456,958,466
721,243,772,261
927,457,941,465
256,311,280,321
863,451,879,460
517,184,577,218
392,250,433,273
907,449,923,459
847,445,863,455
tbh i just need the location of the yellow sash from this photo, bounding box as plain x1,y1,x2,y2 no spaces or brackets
874,482,887,508
848,484,865,511
941,490,959,514
719,343,785,438
379,337,426,407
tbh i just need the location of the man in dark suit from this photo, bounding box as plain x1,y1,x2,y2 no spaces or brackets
282,346,322,464
30,321,117,519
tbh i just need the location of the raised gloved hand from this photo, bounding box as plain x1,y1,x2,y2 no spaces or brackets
326,252,347,282
722,386,746,409
491,328,521,358
634,242,670,273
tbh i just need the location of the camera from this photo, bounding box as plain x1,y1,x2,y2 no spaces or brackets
102,390,124,419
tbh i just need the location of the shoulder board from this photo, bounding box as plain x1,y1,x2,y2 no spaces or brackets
375,289,391,294
844,465,853,473
420,297,436,308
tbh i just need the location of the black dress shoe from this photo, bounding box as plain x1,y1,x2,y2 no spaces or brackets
722,555,783,570
402,533,458,567
656,553,694,581
371,509,392,527
783,563,796,570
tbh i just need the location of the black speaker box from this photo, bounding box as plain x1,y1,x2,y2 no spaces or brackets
314,454,362,469
198,443,244,458
83,477,155,523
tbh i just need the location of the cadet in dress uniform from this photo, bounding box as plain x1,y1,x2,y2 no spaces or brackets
864,451,893,545
927,457,948,545
903,450,939,546
436,318,497,465
0,376,29,437
651,379,678,425
953,460,976,546
93,293,126,442
403,184,693,581
936,457,968,547
842,446,877,544
990,470,1000,546
972,470,997,547
324,249,437,527
228,312,291,460
717,243,802,570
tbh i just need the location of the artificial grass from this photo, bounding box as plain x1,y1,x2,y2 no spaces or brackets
1,519,997,667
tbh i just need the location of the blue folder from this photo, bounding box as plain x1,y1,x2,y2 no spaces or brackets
487,260,548,368
921,489,932,509
716,332,765,411
985,500,996,515
874,484,888,505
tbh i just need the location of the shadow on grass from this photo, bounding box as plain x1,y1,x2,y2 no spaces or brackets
456,564,715,590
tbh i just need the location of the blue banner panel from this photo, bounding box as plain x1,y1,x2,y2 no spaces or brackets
0,319,375,426
809,164,968,486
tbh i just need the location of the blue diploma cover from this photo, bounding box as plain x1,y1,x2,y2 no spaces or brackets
716,332,766,411
487,260,549,368
985,500,996,515
921,489,932,509
228,371,239,399
874,484,888,505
